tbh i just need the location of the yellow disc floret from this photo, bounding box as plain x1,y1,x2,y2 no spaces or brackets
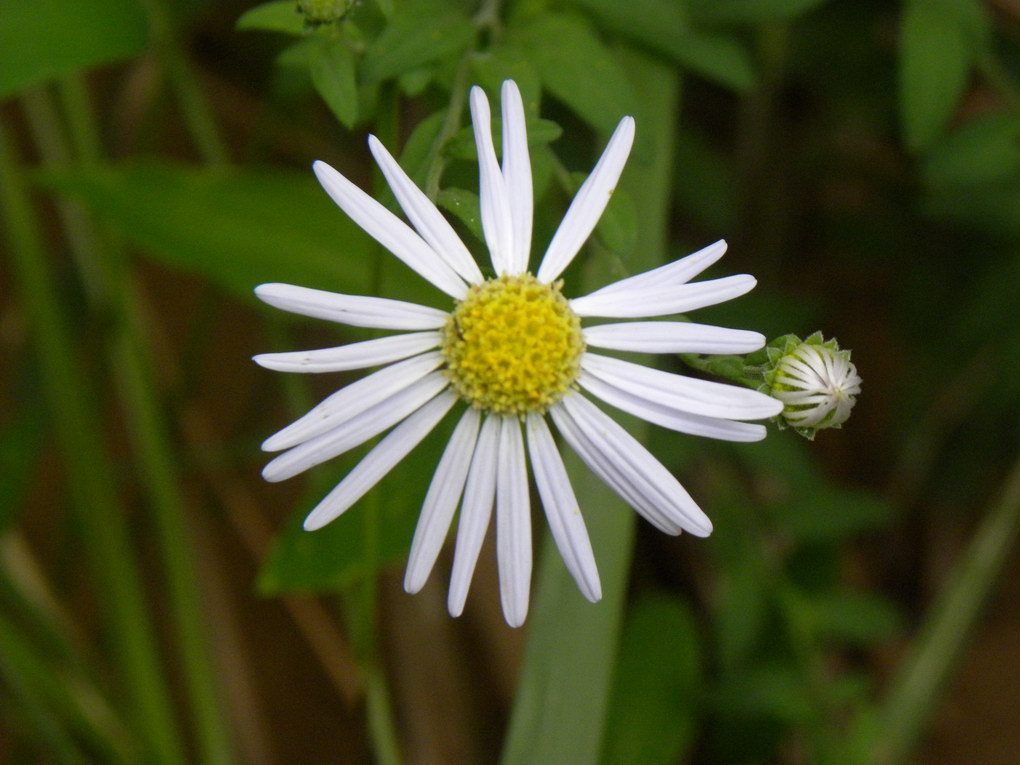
442,274,584,415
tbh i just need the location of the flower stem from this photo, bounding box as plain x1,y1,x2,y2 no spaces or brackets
862,454,1020,765
0,117,185,765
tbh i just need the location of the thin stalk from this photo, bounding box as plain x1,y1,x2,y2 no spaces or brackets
0,118,185,764
864,453,1020,765
51,76,235,764
137,0,229,164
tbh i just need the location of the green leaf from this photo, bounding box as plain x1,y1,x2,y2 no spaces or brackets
236,0,306,35
436,188,483,245
471,48,542,109
0,408,45,532
688,0,830,24
900,0,989,152
361,3,474,85
258,413,455,592
567,0,754,91
923,112,1020,190
804,590,903,646
508,13,638,137
0,0,148,99
600,596,702,765
310,39,359,128
41,161,375,299
445,118,564,161
397,110,446,186
713,664,814,723
776,486,893,543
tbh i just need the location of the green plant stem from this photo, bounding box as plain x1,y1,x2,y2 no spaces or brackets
137,0,229,164
0,118,185,765
53,76,235,764
865,453,1020,765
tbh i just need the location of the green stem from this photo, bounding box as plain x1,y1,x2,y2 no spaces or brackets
137,0,229,164
55,76,235,764
864,453,1020,765
0,117,185,765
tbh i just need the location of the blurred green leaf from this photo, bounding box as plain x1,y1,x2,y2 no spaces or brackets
674,128,738,230
509,13,638,137
688,0,830,23
258,414,455,592
0,409,44,532
397,110,446,186
713,664,813,722
600,596,702,765
900,0,989,152
923,112,1020,190
715,563,771,672
568,0,755,90
558,171,638,258
805,590,903,646
471,48,542,108
776,486,892,544
437,188,483,245
310,39,359,128
361,2,474,84
0,0,147,99
236,0,306,35
41,162,375,299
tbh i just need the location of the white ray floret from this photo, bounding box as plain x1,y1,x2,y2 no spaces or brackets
255,78,781,628
253,331,441,373
312,161,467,298
255,284,447,330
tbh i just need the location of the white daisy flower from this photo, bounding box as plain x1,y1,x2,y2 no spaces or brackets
772,341,862,430
255,80,783,627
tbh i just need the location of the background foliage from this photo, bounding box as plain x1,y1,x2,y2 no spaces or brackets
2,0,1020,763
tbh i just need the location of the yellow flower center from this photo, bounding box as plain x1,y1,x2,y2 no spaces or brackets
441,274,584,415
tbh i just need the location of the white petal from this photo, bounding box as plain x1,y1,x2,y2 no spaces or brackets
312,160,467,299
496,415,531,628
559,392,713,536
549,398,681,535
501,80,533,275
570,274,757,319
253,331,441,374
367,136,483,285
470,87,514,275
581,353,784,420
578,371,767,442
302,390,457,531
255,283,448,330
448,414,500,617
262,351,444,452
261,372,448,482
404,408,481,594
525,413,601,603
583,321,765,355
578,240,728,301
537,116,635,284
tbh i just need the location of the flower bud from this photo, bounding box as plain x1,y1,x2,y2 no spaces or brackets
766,333,861,438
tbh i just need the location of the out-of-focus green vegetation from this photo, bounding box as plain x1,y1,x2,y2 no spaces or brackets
2,0,1020,762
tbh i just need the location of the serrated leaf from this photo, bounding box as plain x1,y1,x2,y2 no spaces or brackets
567,0,754,91
40,162,375,299
236,1,306,35
688,0,830,24
310,39,359,128
900,0,989,152
508,13,638,137
361,3,474,84
600,596,701,765
0,0,148,99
